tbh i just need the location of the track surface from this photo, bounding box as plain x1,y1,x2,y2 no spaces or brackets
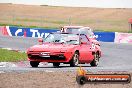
0,35,132,72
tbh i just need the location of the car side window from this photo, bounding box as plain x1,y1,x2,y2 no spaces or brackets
80,35,90,44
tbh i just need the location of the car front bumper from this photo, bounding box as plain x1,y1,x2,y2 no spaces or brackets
27,51,73,63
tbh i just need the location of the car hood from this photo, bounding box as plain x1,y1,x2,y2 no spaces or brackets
28,43,77,52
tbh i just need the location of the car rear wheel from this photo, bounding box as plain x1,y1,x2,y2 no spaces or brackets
30,61,40,67
70,52,79,67
90,53,99,67
53,63,60,67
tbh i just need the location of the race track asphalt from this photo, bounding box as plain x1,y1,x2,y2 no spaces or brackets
0,35,132,72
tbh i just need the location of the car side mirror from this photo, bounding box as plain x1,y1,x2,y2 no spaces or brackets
81,42,87,44
38,38,43,45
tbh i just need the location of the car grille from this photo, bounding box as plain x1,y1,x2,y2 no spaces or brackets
28,54,65,60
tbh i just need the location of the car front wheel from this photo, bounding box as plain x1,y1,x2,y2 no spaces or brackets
70,52,79,67
90,53,99,67
30,61,40,67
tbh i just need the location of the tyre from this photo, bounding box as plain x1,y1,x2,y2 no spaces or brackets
90,53,99,67
53,63,60,67
76,76,87,85
70,52,79,67
30,61,40,67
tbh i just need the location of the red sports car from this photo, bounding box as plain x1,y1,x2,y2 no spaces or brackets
27,32,101,67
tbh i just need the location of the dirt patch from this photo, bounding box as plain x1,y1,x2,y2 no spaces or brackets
0,3,132,32
0,71,131,88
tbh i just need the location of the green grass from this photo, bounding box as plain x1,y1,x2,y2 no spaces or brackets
0,23,129,32
0,49,27,62
128,30,132,33
0,22,131,32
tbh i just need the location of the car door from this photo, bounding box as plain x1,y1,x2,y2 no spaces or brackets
79,34,94,63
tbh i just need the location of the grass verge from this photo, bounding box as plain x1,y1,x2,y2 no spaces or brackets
0,48,27,62
0,23,131,33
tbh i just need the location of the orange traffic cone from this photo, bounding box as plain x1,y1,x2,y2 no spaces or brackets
77,66,87,76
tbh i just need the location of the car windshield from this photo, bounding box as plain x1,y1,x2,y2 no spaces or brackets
66,28,94,37
66,28,80,33
44,33,79,45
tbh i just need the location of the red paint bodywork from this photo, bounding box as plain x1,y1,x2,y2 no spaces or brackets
27,33,101,64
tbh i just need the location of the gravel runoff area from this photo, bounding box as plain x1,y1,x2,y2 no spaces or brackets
0,71,131,88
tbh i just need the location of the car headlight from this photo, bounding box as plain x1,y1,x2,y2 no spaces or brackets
28,54,32,58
